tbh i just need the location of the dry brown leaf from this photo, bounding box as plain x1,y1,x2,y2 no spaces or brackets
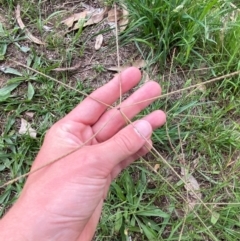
71,8,106,31
119,7,129,32
107,22,117,35
85,8,107,26
132,59,146,68
43,25,53,32
61,11,87,28
181,167,202,211
81,3,95,11
107,59,146,72
25,112,35,118
107,9,122,22
142,70,150,83
153,164,160,173
196,83,206,93
95,34,103,50
181,167,201,198
16,5,45,45
19,118,37,139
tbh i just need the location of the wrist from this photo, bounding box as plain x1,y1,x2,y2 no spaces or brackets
0,196,53,241
0,203,29,241
0,192,85,241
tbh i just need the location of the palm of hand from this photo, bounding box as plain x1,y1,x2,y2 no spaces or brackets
17,68,166,241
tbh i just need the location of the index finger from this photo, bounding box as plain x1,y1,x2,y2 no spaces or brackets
63,67,142,124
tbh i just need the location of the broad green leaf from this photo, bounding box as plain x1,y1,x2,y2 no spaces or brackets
142,217,161,232
111,182,126,201
123,171,134,204
7,77,26,85
137,208,169,218
130,216,136,227
0,83,20,97
27,55,33,67
0,164,6,171
128,226,140,232
1,67,22,76
0,94,9,102
29,75,38,81
123,209,128,221
32,56,42,69
0,44,7,60
139,221,157,240
114,209,123,233
0,23,4,34
211,211,220,225
2,158,12,168
27,82,35,100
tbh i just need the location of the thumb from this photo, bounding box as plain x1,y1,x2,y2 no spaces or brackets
96,120,152,167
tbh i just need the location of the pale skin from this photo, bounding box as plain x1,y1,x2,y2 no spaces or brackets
0,67,166,241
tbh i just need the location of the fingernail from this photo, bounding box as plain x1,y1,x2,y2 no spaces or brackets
134,120,152,138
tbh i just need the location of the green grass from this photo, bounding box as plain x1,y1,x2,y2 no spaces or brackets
1,0,240,240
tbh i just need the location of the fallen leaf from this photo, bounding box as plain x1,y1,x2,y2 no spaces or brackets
107,8,122,22
196,83,206,93
19,46,30,53
181,167,202,212
85,8,107,26
16,5,45,45
81,3,95,11
62,11,87,28
95,34,103,50
132,59,146,68
71,8,107,31
25,112,35,118
107,59,146,72
153,164,160,173
43,25,53,32
181,167,201,199
19,118,37,139
142,71,150,83
1,67,22,76
119,7,129,32
27,82,35,100
107,22,117,35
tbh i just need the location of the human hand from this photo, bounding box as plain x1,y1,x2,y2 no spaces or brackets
0,67,166,241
